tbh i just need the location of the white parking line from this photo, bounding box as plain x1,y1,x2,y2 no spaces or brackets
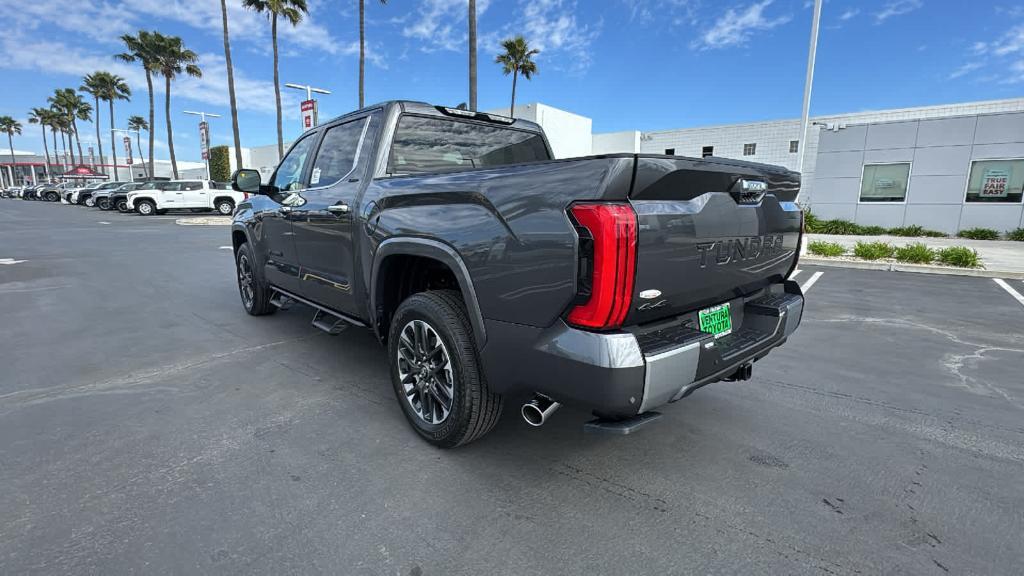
218,246,233,250
97,221,111,225
0,258,27,265
789,269,803,280
994,279,1024,308
800,271,824,293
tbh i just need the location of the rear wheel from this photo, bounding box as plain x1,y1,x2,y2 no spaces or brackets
97,197,110,210
136,200,155,215
235,243,276,316
216,199,235,215
45,192,59,202
388,290,503,448
84,196,95,207
116,199,128,212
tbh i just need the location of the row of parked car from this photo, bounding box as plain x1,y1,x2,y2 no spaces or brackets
2,179,246,216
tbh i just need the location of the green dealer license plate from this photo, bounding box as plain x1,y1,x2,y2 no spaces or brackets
699,303,732,338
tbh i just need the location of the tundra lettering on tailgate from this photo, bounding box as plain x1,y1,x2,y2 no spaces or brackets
695,235,785,268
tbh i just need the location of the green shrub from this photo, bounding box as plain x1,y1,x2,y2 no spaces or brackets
1007,228,1024,242
808,240,845,257
853,241,895,260
817,219,863,235
894,243,935,264
803,209,822,233
887,224,947,238
859,225,887,236
209,145,231,182
957,227,1000,240
935,246,981,268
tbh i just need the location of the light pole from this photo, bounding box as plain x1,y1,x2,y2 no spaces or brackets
183,110,221,180
285,83,331,130
798,0,823,177
112,128,140,182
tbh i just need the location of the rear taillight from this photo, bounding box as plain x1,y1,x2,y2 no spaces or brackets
566,203,637,330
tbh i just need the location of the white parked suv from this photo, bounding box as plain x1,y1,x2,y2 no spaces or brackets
126,180,245,216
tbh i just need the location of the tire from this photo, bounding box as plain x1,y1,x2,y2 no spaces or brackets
388,290,503,448
46,192,59,202
97,198,110,210
136,200,155,215
216,199,235,215
235,242,276,316
116,200,128,212
84,196,95,207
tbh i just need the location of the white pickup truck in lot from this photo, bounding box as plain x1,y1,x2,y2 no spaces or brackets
126,180,246,216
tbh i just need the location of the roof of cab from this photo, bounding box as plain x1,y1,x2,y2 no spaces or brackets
319,100,545,134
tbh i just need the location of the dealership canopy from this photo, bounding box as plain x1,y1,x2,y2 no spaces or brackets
62,165,109,179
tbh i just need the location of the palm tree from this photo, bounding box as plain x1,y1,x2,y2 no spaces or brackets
1,116,23,185
150,33,202,179
243,0,308,159
219,0,244,170
127,115,150,178
357,0,388,109
49,110,71,168
97,73,131,181
80,73,108,170
469,0,477,110
495,36,539,117
28,108,54,180
49,89,92,163
117,31,162,179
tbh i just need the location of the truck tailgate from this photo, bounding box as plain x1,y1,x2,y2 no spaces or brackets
625,155,802,326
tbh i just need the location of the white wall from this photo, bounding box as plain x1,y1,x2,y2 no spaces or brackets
593,131,641,154
487,103,593,159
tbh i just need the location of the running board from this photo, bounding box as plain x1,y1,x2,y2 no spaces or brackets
312,309,350,335
269,292,294,310
583,411,663,435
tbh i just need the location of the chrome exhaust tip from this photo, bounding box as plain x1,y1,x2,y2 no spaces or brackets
522,394,561,427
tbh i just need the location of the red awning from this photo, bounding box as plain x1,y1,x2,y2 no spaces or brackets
62,165,109,179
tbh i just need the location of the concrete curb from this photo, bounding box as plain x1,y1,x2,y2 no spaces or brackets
801,256,1024,279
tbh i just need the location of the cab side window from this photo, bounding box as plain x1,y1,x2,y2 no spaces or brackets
308,118,368,187
271,134,318,192
183,181,203,191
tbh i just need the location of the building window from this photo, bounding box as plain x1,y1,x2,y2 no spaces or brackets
665,148,675,156
860,163,911,203
743,143,756,156
789,140,799,153
702,146,713,158
965,159,1024,203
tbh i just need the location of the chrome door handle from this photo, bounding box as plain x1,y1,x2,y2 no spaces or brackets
327,203,350,214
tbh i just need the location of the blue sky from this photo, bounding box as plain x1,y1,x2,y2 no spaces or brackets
2,0,1023,162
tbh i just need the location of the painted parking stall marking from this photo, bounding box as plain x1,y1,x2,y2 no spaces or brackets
0,258,27,265
993,278,1024,308
800,271,824,293
789,269,803,280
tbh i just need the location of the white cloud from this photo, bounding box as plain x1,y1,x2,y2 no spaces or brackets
839,8,860,21
0,32,288,116
948,61,983,79
622,0,697,25
518,0,600,72
875,0,923,24
993,24,1024,56
404,0,493,52
693,0,792,50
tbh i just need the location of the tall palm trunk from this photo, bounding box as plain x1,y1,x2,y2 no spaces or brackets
50,129,59,173
92,94,106,171
469,0,477,110
108,100,119,181
359,0,365,108
146,71,155,179
72,118,84,162
164,75,178,179
64,130,75,166
272,13,283,160
7,134,15,184
221,0,244,170
509,70,518,117
40,124,52,180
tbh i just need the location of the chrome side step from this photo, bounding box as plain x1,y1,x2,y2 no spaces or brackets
311,309,350,335
268,286,366,336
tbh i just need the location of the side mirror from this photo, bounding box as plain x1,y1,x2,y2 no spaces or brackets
232,169,263,194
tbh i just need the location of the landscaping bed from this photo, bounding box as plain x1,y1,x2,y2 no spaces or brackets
807,240,982,269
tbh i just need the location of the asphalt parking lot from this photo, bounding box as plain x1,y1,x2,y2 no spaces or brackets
2,200,1023,575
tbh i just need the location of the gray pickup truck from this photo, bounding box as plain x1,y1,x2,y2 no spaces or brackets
230,101,805,447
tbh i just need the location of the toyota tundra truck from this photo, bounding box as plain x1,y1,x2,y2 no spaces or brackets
230,101,805,447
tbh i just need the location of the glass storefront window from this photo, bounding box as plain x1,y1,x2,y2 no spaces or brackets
965,159,1024,203
860,163,910,203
